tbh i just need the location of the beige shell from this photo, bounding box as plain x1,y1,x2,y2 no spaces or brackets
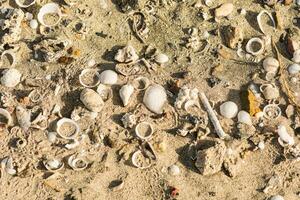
67,155,88,171
143,84,167,114
119,84,134,106
263,57,279,73
0,108,13,126
135,122,154,140
260,84,279,100
1,68,22,88
215,3,234,17
131,150,151,169
114,45,139,63
155,53,169,64
246,37,264,56
37,3,62,27
257,10,275,35
43,159,64,171
56,118,79,139
0,50,16,68
80,88,104,112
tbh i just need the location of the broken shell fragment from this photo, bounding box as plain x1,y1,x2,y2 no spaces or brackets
79,68,101,88
135,122,154,140
115,45,139,63
99,70,118,85
119,84,134,106
56,118,80,139
131,150,151,169
0,50,16,68
37,3,62,27
277,125,294,147
288,63,300,74
263,57,279,73
260,84,279,100
143,84,167,114
237,110,252,125
292,49,300,63
215,3,234,18
1,156,16,175
80,88,104,112
1,68,21,88
96,84,112,102
46,131,57,143
15,0,36,8
154,53,169,64
0,108,13,126
121,113,136,128
257,10,276,35
220,101,238,119
246,37,264,56
263,104,281,120
67,155,88,171
15,106,31,131
43,159,64,171
132,76,150,90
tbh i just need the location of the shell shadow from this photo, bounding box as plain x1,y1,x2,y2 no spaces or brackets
101,45,124,62
60,89,82,117
245,10,261,34
175,144,199,174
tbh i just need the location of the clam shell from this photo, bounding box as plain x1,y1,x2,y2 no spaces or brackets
220,101,238,119
15,0,36,8
43,159,64,171
29,19,38,29
237,110,252,125
0,50,16,68
263,57,279,73
131,150,151,169
119,84,134,106
215,3,234,17
37,3,62,27
67,155,88,171
132,76,150,90
292,49,300,63
288,63,300,74
96,84,112,102
277,125,294,146
246,37,264,56
79,68,101,88
99,70,118,85
143,84,167,114
80,88,104,112
155,53,169,64
0,108,13,126
1,68,21,88
56,118,80,139
257,10,275,35
135,122,154,140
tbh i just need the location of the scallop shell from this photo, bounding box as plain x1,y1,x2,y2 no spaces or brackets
292,49,300,63
168,164,180,176
135,122,154,140
43,159,64,171
67,155,88,171
96,84,112,102
237,110,252,125
277,125,294,146
132,76,150,90
37,3,62,27
0,108,13,126
0,50,16,68
15,106,31,131
15,0,36,8
131,150,151,169
79,68,101,88
56,118,80,139
263,57,279,73
246,37,264,56
155,53,169,64
257,10,275,35
99,70,118,85
220,101,238,119
288,63,300,74
143,84,167,114
119,84,134,106
1,68,21,88
80,88,104,112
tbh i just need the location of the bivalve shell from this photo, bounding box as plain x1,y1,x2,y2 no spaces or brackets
67,155,88,171
257,10,275,35
143,84,167,114
79,68,101,88
288,63,300,74
220,101,238,119
237,110,252,125
56,118,80,139
43,159,64,171
1,68,21,88
80,88,104,112
99,70,118,85
277,125,294,146
37,3,62,27
131,150,151,169
0,50,16,68
96,84,112,102
215,3,234,18
135,122,154,140
155,53,169,64
0,108,13,126
263,57,279,73
246,37,264,56
132,76,150,90
15,0,36,7
168,164,180,176
119,84,134,106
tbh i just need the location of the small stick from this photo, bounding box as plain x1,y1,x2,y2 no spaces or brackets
199,92,227,139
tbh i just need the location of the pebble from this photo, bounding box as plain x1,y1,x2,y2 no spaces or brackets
155,53,169,64
30,20,38,29
168,164,180,176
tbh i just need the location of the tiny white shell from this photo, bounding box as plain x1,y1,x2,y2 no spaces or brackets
15,0,36,8
37,3,62,27
1,68,21,88
292,49,300,63
46,131,57,143
135,122,154,140
237,110,252,125
43,159,64,171
56,118,80,139
29,19,38,29
263,57,279,73
258,141,265,150
87,59,96,67
246,37,264,56
131,150,151,169
114,45,139,63
155,53,169,64
277,125,294,146
79,68,101,88
257,10,275,35
80,88,104,112
288,63,300,74
220,101,238,119
99,70,118,85
67,155,88,171
15,106,31,131
0,50,16,68
143,84,167,114
0,108,13,126
168,164,180,176
119,84,134,106
270,195,284,200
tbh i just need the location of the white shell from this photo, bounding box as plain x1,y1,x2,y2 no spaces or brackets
99,70,118,85
119,84,134,106
135,122,154,140
270,195,284,200
143,84,167,114
1,156,16,175
132,76,150,90
43,159,64,171
56,118,80,139
220,101,238,119
80,88,104,112
237,110,252,125
114,45,139,63
37,3,62,27
0,50,16,68
96,84,112,102
292,49,300,63
79,68,101,88
15,106,31,130
29,19,38,29
87,59,96,67
277,125,294,146
131,150,151,169
1,68,21,88
46,131,57,143
258,141,265,150
0,108,13,126
15,0,36,8
67,155,88,171
155,53,169,64
263,104,281,120
246,37,264,56
260,84,279,100
168,164,180,176
257,10,275,35
288,63,300,74
263,57,279,73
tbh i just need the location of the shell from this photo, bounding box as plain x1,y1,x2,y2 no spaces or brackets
0,108,13,126
246,37,264,56
96,84,112,102
220,101,238,119
257,10,275,35
292,49,300,63
237,110,252,125
43,159,64,171
46,131,57,143
80,88,104,112
277,125,294,146
115,63,141,76
15,106,31,131
168,164,180,176
67,155,88,171
131,150,151,169
143,84,167,114
270,195,284,200
15,0,36,7
1,68,21,88
114,45,139,63
263,57,279,73
0,50,16,68
37,3,62,27
215,3,234,18
99,70,118,85
1,156,16,175
263,104,281,120
29,19,38,29
260,84,279,100
132,76,150,90
16,137,27,149
79,68,101,88
121,113,136,128
135,122,154,140
56,118,80,139
155,53,169,64
288,63,300,74
119,84,134,106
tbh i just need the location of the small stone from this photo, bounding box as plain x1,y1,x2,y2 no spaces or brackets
168,164,180,176
87,59,96,67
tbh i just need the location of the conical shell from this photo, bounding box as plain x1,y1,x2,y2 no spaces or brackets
119,84,134,106
80,88,104,112
143,84,167,114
